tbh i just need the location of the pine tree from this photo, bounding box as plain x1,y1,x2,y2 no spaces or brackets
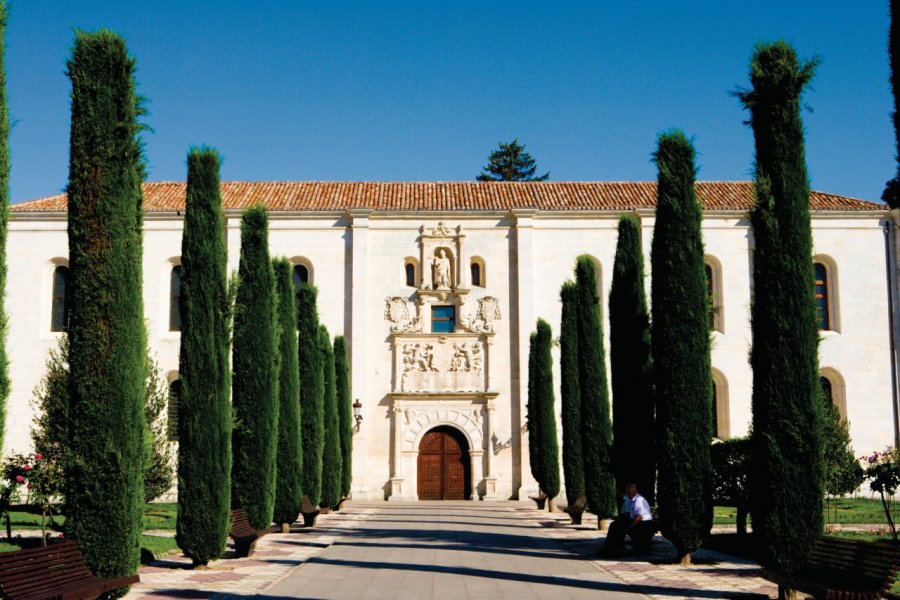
738,41,824,573
272,258,302,531
64,30,147,591
0,2,11,453
885,0,900,208
527,319,560,508
319,326,342,509
559,281,585,511
609,214,655,502
476,139,549,181
575,256,616,520
650,130,713,564
176,148,232,566
298,284,324,507
231,206,280,530
334,335,353,500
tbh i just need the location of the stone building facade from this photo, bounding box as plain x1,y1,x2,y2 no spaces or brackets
4,181,897,501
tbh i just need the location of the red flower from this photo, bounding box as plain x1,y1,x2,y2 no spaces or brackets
34,453,43,460
22,464,32,471
15,475,23,482
26,484,32,490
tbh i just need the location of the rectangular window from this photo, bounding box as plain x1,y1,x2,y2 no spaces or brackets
431,305,456,333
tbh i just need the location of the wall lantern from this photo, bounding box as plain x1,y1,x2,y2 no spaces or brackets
353,398,363,432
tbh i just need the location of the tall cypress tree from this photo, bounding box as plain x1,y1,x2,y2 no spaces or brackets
272,258,302,531
885,0,900,208
575,256,616,520
320,326,342,509
334,335,353,500
559,281,585,510
609,214,655,502
0,2,10,453
298,284,324,507
527,319,560,508
651,130,713,565
176,148,232,566
738,41,824,572
231,206,280,530
64,30,147,591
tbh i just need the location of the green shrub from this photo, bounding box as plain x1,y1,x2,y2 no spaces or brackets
64,29,147,592
176,147,232,566
272,259,302,527
231,206,280,530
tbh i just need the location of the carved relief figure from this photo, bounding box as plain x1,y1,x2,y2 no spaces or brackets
384,296,421,333
451,342,477,372
432,249,452,290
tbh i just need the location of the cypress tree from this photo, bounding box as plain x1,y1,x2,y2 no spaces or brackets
884,0,900,208
334,335,353,500
64,30,147,590
272,258,302,531
0,2,10,453
559,281,585,510
738,41,824,572
609,214,655,502
319,326,342,509
298,284,324,507
231,206,280,530
176,148,231,567
575,256,616,520
650,130,713,564
527,319,560,508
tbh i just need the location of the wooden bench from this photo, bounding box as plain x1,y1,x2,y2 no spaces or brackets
0,540,139,600
301,496,320,528
229,509,264,557
761,536,900,600
563,494,587,525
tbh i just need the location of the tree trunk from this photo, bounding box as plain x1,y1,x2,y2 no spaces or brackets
736,504,748,536
281,522,290,534
597,518,607,531
547,498,555,513
678,552,691,565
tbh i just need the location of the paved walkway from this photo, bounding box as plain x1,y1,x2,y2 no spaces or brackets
123,501,778,599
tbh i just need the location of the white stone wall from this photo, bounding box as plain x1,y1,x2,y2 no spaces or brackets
3,207,895,501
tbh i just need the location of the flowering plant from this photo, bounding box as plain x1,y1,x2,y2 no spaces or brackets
1,452,64,545
860,448,900,542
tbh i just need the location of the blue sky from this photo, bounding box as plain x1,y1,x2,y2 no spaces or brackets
6,1,894,203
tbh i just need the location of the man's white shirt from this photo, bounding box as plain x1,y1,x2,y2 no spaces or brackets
629,493,652,521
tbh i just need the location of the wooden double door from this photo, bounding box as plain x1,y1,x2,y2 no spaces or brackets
417,426,471,500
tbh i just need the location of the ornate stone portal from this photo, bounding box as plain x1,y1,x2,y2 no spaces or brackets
384,223,502,501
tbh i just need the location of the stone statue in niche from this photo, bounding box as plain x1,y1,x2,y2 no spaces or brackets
432,249,452,290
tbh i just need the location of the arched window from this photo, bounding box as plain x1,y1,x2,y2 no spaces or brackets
470,257,486,288
293,264,309,287
167,378,181,442
50,265,71,332
169,265,183,332
705,256,724,333
711,369,730,440
405,263,416,287
819,368,847,419
814,262,830,331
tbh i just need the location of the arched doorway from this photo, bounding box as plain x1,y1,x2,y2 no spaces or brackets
417,426,471,500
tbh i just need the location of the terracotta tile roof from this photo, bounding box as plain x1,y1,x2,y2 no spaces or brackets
10,181,883,213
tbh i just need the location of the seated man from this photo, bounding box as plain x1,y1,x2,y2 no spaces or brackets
599,483,654,556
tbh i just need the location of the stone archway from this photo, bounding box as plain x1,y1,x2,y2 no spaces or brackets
417,425,471,500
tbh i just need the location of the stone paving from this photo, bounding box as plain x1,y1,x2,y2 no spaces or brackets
117,501,779,599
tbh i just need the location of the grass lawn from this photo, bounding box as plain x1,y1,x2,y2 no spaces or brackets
3,502,178,531
713,497,900,527
0,534,179,564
